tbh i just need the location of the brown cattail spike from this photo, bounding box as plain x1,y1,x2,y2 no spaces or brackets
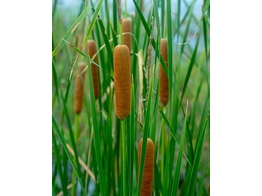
87,40,100,99
159,38,169,106
74,62,86,114
122,18,132,53
114,45,131,120
138,138,154,196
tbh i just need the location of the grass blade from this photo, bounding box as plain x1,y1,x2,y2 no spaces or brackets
202,16,208,64
158,106,180,143
86,54,106,195
52,116,86,194
52,58,60,107
166,0,173,102
132,0,168,76
185,98,210,196
52,6,91,57
97,16,113,72
82,0,104,47
171,101,189,195
181,34,200,99
62,38,114,81
137,77,154,196
52,130,67,195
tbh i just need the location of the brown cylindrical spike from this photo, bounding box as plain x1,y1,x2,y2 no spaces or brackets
74,62,86,114
138,138,154,196
87,40,100,99
122,18,132,53
159,38,169,106
114,45,131,120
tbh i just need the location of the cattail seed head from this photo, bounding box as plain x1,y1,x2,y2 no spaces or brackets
87,40,100,99
122,18,132,53
138,138,154,196
159,38,169,106
114,45,131,120
74,62,86,114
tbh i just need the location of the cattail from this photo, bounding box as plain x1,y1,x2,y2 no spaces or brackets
122,18,132,53
87,40,100,99
159,38,169,106
138,138,154,196
114,45,131,120
74,62,86,114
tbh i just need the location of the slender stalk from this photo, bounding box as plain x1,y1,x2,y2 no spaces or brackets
121,120,127,196
71,114,80,196
160,108,166,185
120,24,123,44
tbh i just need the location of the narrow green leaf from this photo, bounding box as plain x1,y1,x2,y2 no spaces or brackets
171,102,188,195
161,0,165,37
137,77,154,196
180,2,194,54
82,0,104,47
127,84,136,195
52,130,67,195
185,99,210,196
154,157,163,195
132,0,168,76
166,0,173,103
86,54,106,195
60,89,82,171
158,106,178,142
52,58,60,107
197,157,209,196
97,17,113,72
52,6,91,57
181,34,200,99
202,16,208,64
52,116,86,194
63,38,114,81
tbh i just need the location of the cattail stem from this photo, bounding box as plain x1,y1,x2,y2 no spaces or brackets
71,172,76,195
138,138,154,196
119,24,123,44
121,120,127,196
114,45,131,120
74,114,80,141
160,114,165,184
71,114,80,196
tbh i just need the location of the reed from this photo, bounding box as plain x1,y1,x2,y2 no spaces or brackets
114,45,131,120
159,38,169,106
52,0,210,195
122,18,132,53
87,40,100,99
138,138,154,196
74,62,86,114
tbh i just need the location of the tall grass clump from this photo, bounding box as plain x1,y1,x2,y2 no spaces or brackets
52,0,210,195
